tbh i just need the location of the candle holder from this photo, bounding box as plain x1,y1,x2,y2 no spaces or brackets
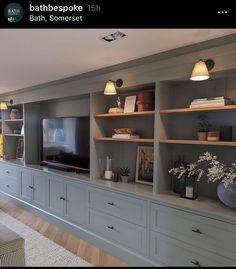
181,175,198,200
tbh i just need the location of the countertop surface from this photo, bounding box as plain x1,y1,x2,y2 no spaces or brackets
1,159,236,225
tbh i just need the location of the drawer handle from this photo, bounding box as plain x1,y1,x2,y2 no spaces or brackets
60,197,66,201
6,184,10,188
107,202,114,206
192,229,202,234
28,186,34,189
6,171,10,174
191,260,201,267
107,226,114,230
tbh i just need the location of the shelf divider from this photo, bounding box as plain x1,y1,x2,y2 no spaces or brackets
159,139,236,146
95,110,155,118
95,137,154,143
160,105,236,114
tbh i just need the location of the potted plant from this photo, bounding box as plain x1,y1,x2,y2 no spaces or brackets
119,167,131,183
197,114,211,141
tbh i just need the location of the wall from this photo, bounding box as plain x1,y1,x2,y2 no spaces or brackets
40,94,90,118
1,34,236,104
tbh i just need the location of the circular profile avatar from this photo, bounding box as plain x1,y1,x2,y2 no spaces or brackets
4,3,24,23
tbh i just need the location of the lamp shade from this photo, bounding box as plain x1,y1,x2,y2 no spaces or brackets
104,80,117,95
190,60,210,81
0,102,8,110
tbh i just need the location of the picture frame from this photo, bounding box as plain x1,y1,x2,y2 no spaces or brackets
135,146,153,185
16,138,24,160
124,95,136,113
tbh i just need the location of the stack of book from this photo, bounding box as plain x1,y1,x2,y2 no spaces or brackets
189,97,233,108
112,134,140,139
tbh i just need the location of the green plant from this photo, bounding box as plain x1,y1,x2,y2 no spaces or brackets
197,114,211,132
119,167,131,176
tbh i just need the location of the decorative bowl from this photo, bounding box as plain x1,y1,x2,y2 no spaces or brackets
114,128,136,134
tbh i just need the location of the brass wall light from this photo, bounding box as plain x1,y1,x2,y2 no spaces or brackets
104,79,123,95
190,59,215,81
0,99,13,110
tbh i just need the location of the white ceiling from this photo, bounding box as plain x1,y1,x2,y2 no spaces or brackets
0,29,236,94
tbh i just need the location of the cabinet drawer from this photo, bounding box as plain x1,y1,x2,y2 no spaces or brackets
89,188,147,226
150,203,236,260
0,163,19,179
0,176,19,196
150,231,235,266
89,209,147,255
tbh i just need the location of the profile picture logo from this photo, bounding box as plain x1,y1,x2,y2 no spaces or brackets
4,3,24,23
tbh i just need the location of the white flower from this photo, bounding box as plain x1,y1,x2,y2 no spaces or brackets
169,152,236,189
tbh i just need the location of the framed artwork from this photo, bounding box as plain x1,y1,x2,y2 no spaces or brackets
16,138,24,160
135,146,153,185
124,95,136,113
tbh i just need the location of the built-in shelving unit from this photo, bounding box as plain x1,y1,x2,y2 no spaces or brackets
156,75,236,199
94,111,155,118
95,137,154,143
1,104,24,161
91,84,155,187
160,105,236,114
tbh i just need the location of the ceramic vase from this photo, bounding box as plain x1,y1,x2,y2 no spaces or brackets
217,180,236,209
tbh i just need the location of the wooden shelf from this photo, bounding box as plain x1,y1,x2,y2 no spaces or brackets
160,105,236,114
4,134,24,137
4,119,24,122
159,139,236,146
94,111,155,118
95,137,154,143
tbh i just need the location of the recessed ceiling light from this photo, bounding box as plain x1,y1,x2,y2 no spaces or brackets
101,31,126,42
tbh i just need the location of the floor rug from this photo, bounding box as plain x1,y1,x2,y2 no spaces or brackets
0,210,92,266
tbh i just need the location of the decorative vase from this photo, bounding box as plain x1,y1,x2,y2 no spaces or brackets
10,109,20,120
120,175,129,183
197,131,207,141
217,180,236,209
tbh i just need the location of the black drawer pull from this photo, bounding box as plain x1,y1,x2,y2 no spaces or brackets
6,171,10,174
191,260,201,267
107,226,114,230
28,186,34,189
60,197,66,200
192,229,202,234
6,184,10,188
107,202,114,206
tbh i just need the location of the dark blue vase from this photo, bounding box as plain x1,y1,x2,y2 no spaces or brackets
217,181,236,209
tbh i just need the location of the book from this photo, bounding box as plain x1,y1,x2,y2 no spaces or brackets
112,134,140,139
192,96,229,102
190,102,230,108
191,99,233,105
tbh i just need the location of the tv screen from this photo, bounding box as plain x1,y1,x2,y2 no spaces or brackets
42,117,90,171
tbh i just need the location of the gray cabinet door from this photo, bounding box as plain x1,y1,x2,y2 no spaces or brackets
65,182,88,226
32,171,49,209
49,176,65,215
20,168,33,201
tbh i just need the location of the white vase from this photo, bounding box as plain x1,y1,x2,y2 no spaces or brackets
197,131,207,141
217,181,236,209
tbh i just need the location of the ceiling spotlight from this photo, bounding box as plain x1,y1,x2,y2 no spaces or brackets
101,31,126,42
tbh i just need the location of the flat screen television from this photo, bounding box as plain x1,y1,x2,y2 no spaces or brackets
42,116,90,172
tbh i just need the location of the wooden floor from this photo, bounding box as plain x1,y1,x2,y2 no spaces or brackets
0,198,128,267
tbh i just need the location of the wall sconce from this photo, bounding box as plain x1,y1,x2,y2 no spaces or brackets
190,59,215,81
0,99,13,110
104,79,123,95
